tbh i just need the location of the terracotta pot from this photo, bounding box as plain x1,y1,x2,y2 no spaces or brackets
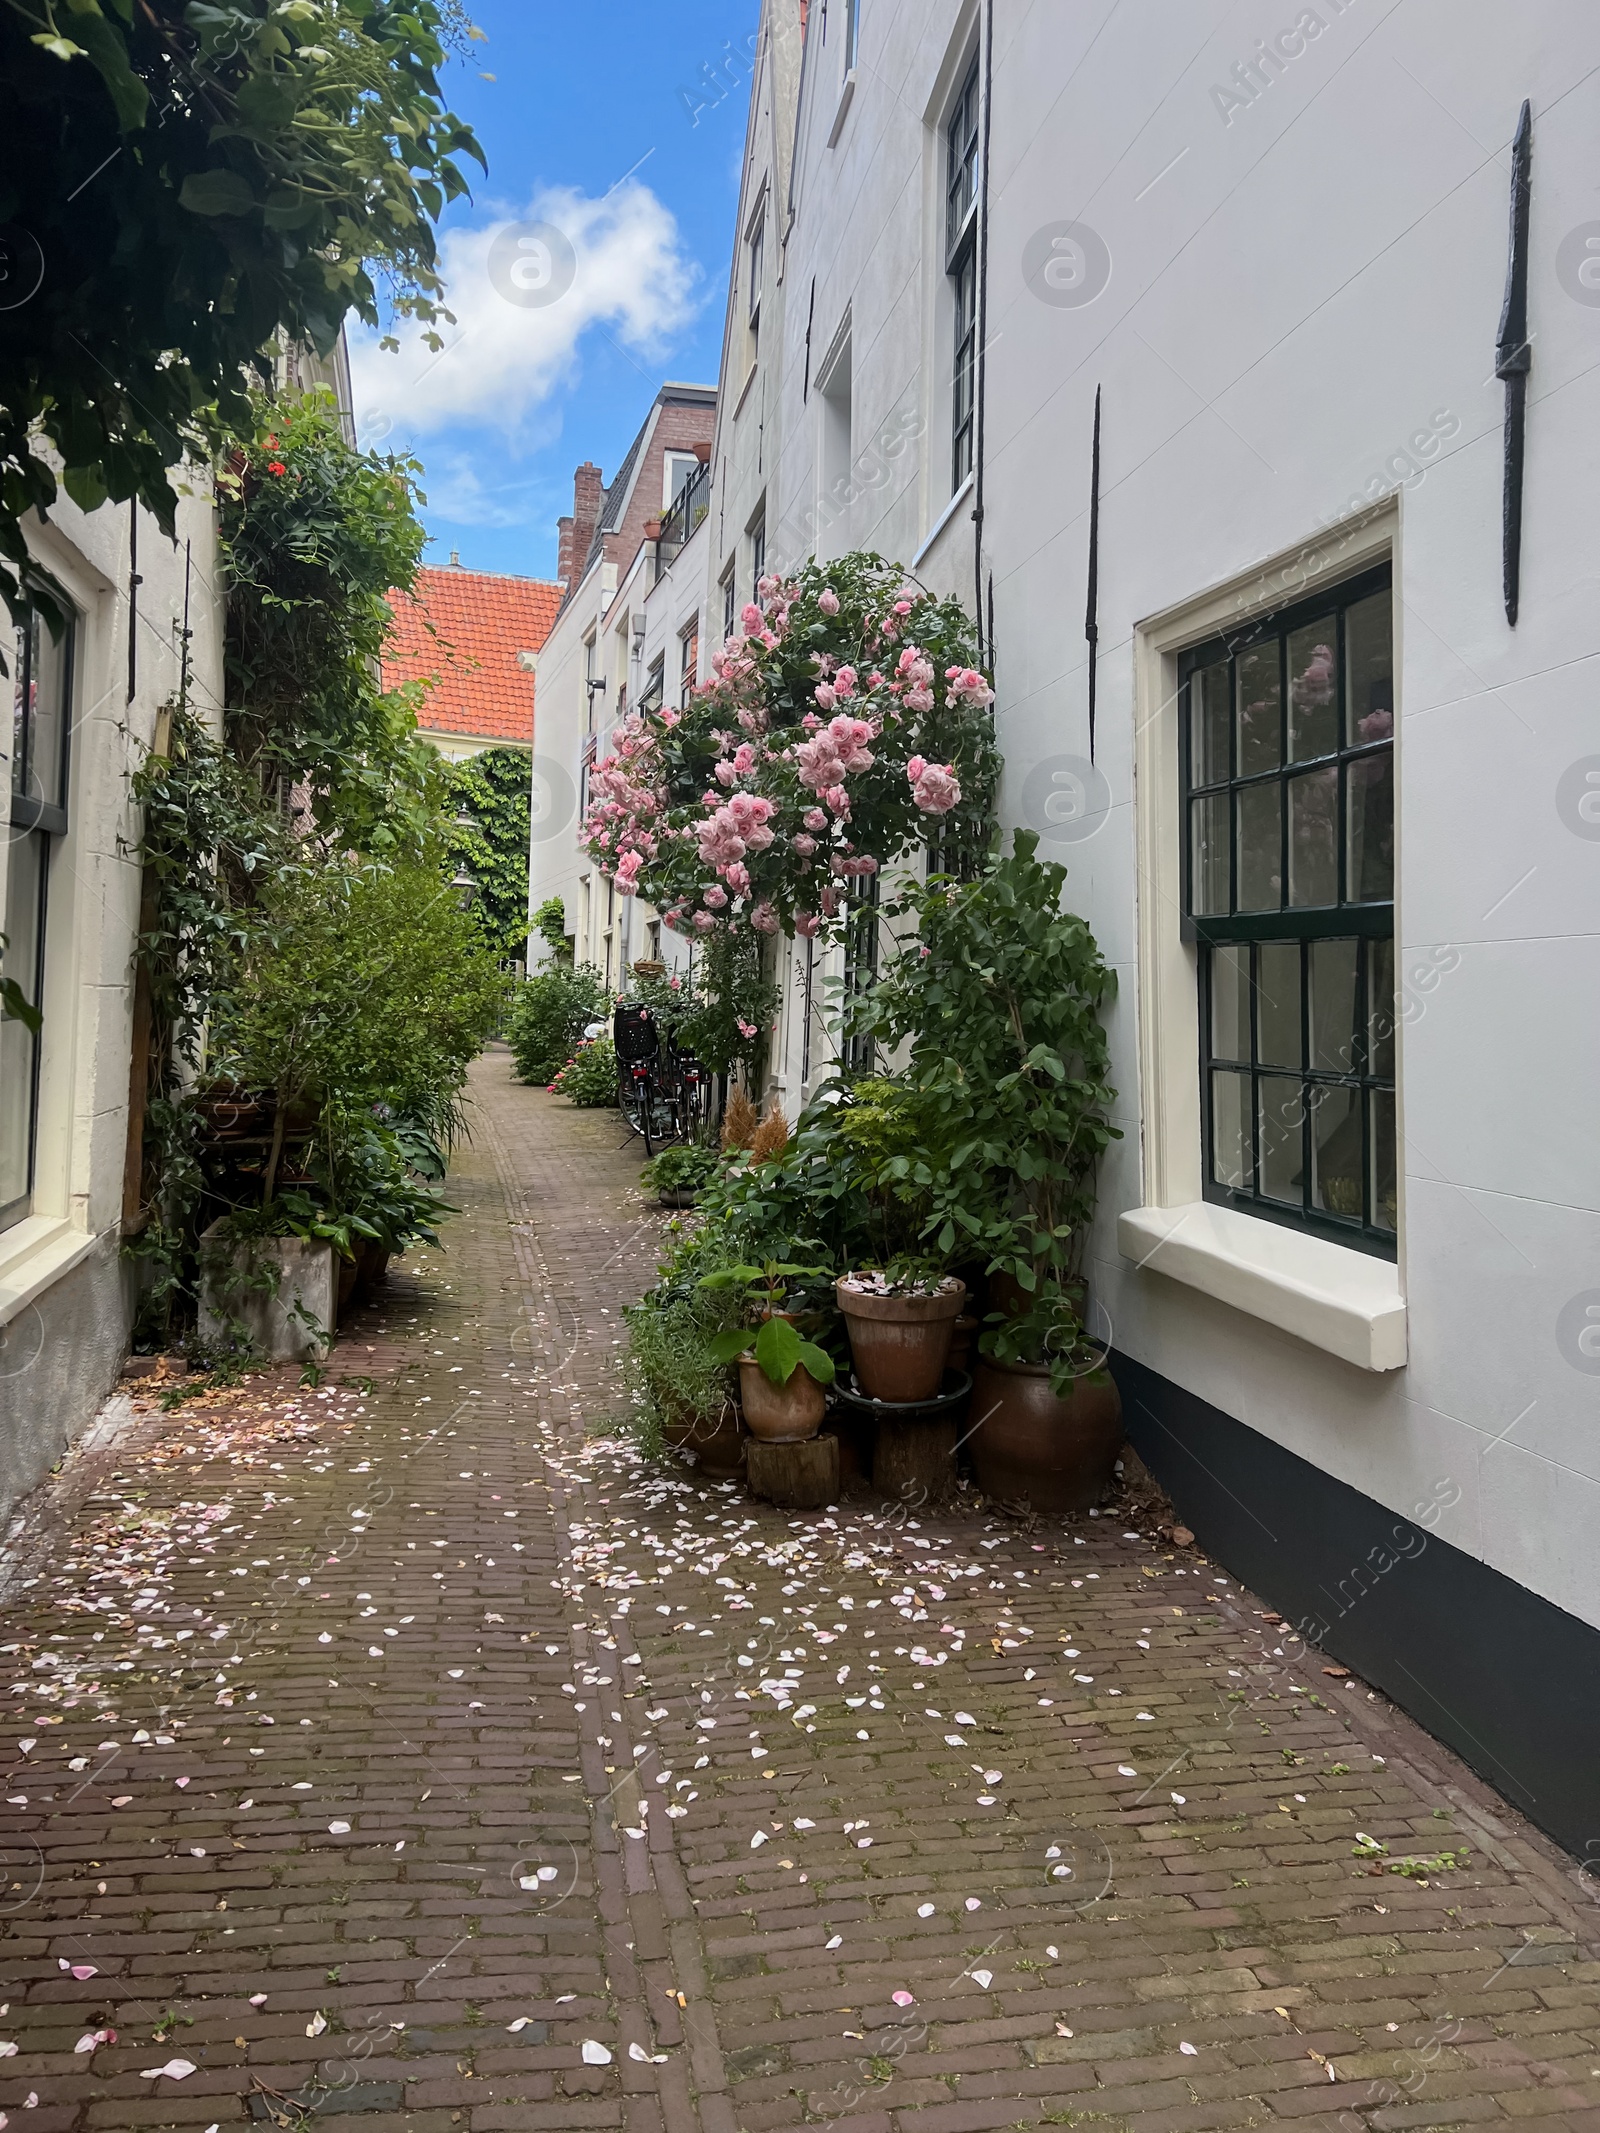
738,1355,826,1443
662,1399,746,1479
835,1277,966,1404
968,1355,1123,1513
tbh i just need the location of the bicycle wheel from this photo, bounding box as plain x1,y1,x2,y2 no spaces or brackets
640,1070,658,1157
617,1066,647,1138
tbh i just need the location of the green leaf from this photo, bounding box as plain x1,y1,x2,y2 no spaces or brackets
179,168,258,218
795,1340,836,1387
62,463,108,513
752,1314,802,1385
0,977,42,1035
708,1327,757,1365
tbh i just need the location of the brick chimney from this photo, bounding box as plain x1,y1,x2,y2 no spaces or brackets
558,461,604,589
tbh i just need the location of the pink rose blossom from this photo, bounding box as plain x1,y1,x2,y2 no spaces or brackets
724,862,750,894
803,807,827,831
818,587,840,615
792,833,816,857
704,884,729,909
910,761,961,814
794,909,821,937
741,602,764,633
736,1017,758,1038
693,911,718,933
750,903,779,934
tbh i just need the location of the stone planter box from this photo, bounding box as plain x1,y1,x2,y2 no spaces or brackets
197,1224,335,1364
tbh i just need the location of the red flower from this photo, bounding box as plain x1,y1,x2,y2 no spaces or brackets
266,460,287,477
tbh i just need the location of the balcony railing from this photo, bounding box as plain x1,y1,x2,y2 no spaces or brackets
654,460,710,578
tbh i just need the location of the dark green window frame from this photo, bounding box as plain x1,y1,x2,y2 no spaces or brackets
4,598,73,1232
946,55,980,493
1180,562,1396,1257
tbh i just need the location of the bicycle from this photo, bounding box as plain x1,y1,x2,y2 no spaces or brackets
613,1003,677,1156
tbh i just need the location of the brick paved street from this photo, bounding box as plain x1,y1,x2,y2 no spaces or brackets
0,1053,1595,2133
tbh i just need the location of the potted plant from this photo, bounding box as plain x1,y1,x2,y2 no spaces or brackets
623,1274,747,1479
853,833,1124,1512
641,1141,721,1208
699,1260,837,1442
835,1262,966,1402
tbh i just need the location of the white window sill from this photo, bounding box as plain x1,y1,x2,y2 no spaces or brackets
1116,1202,1407,1372
912,474,975,569
733,363,758,419
0,1216,103,1329
828,71,857,148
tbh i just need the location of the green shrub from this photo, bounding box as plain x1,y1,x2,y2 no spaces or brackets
549,1036,617,1107
508,964,610,1083
532,895,573,962
211,845,508,1170
642,1143,721,1197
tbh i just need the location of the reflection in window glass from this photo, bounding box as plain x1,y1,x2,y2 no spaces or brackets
1287,618,1338,761
1256,942,1300,1069
0,831,45,1223
1181,567,1395,1255
1258,1076,1304,1205
1236,642,1281,775
1236,783,1281,911
1211,1069,1251,1190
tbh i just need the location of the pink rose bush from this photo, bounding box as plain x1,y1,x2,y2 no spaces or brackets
580,554,998,938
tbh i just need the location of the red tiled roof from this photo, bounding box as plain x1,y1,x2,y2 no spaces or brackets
383,566,563,746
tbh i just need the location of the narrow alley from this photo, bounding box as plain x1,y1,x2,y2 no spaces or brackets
0,1059,1594,2133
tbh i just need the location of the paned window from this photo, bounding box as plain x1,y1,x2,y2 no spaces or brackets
1181,565,1396,1253
946,56,981,492
3,602,73,1230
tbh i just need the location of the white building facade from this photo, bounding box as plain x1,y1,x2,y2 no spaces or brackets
533,0,1600,1857
1,488,224,1514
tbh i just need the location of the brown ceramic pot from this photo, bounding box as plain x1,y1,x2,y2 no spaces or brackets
835,1277,967,1403
738,1356,826,1443
662,1399,746,1479
968,1355,1123,1513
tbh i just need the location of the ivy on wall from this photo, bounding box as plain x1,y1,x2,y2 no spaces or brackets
444,747,534,963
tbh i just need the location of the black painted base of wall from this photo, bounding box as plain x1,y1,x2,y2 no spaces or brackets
1112,1348,1599,1867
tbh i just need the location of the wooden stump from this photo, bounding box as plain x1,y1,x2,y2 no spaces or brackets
746,1431,840,1510
872,1416,958,1508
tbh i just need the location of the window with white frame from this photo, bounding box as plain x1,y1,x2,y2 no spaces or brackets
679,618,699,706
1182,564,1396,1254
749,513,766,600
662,452,699,511
639,653,665,716
946,54,981,493
746,205,765,367
843,0,861,71
3,599,73,1231
583,630,604,734
721,564,737,643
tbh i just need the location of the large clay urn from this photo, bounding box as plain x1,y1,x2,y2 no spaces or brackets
968,1354,1123,1513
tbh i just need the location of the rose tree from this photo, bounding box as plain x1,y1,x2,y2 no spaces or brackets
580,555,1000,939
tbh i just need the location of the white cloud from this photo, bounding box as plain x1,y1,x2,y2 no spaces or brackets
411,451,548,532
349,180,702,437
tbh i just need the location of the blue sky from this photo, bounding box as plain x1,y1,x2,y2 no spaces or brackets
348,0,757,581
